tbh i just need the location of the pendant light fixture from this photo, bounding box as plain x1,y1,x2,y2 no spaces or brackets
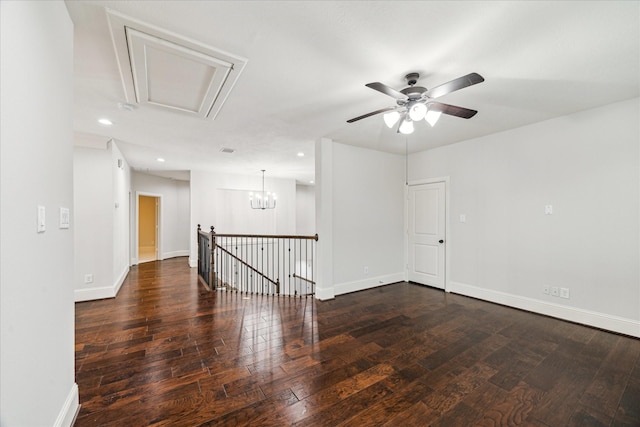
249,170,276,210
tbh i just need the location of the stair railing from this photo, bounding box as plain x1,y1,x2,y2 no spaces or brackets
197,225,318,297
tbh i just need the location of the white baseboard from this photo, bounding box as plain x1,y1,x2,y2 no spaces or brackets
162,250,189,259
75,285,115,301
188,257,198,268
315,286,335,300
75,266,130,302
53,383,79,427
113,265,129,295
449,281,640,338
334,272,405,297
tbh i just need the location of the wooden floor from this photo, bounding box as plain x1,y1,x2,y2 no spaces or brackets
75,257,640,426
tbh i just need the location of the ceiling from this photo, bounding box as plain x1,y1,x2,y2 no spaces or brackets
66,1,639,184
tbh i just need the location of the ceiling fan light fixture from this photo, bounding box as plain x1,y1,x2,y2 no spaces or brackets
399,118,414,135
425,109,442,127
383,111,400,128
409,103,427,121
347,72,484,132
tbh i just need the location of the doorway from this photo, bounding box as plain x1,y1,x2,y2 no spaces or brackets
138,194,159,263
408,181,447,289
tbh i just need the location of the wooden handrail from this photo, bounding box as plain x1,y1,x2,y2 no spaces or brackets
292,273,315,285
213,232,318,241
216,245,280,292
198,226,317,241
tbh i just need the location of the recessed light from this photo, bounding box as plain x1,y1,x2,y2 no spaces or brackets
297,152,305,157
156,158,165,162
310,180,314,184
98,118,113,125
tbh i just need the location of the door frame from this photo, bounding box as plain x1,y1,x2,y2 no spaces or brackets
405,176,451,292
135,191,162,265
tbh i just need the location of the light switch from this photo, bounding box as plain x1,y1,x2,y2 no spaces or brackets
459,214,466,223
37,205,46,233
59,207,70,229
545,205,553,215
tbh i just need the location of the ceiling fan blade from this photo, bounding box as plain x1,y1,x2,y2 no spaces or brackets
428,102,478,119
347,106,398,123
426,73,484,99
365,82,407,100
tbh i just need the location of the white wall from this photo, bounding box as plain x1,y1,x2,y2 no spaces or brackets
296,184,316,235
315,140,405,298
409,98,640,336
189,170,297,266
74,145,113,298
73,140,131,302
0,1,79,426
131,171,190,262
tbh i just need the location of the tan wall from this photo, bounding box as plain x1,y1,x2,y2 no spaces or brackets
138,196,156,247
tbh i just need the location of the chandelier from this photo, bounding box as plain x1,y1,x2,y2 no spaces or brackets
249,170,276,210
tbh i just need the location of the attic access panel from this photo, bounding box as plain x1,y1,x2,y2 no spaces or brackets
107,9,247,119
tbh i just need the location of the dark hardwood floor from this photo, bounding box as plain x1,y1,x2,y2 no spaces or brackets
75,257,640,426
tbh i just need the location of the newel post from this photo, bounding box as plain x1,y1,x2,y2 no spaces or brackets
210,226,216,288
197,224,202,274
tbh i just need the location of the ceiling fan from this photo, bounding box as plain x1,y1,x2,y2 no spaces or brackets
347,72,484,134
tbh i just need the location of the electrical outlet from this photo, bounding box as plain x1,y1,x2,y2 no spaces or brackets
84,274,93,284
543,285,550,295
364,266,369,275
551,286,559,297
560,288,570,299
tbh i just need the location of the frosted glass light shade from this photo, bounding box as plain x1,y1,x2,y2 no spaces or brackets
425,110,442,127
383,111,400,128
399,119,414,134
409,103,427,121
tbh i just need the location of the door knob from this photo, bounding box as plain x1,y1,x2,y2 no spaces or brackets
439,240,444,244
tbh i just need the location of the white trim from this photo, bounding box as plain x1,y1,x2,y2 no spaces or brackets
450,281,640,338
403,183,409,282
315,286,335,300
113,264,129,295
162,250,190,259
406,176,451,292
407,177,450,186
53,383,79,427
188,257,198,268
106,8,247,120
75,285,115,301
74,266,129,302
135,191,162,265
334,273,405,297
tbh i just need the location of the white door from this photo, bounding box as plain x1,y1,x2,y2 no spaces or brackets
408,182,446,289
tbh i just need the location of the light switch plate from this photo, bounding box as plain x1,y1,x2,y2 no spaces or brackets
59,207,70,229
459,214,466,223
545,205,553,215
